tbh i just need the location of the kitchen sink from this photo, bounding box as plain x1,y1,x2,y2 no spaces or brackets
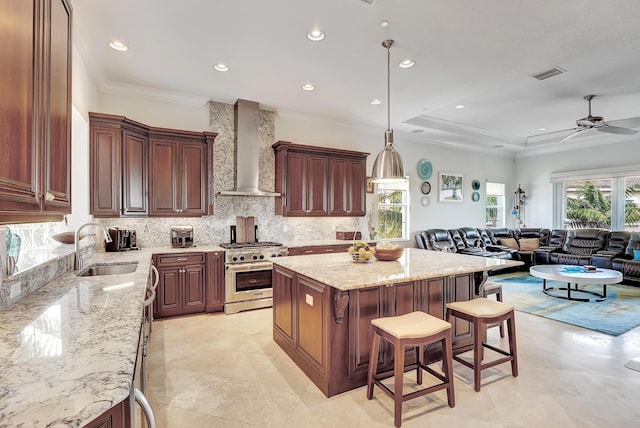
78,262,139,277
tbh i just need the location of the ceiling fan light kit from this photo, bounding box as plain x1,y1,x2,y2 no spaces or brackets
556,95,639,144
371,39,407,184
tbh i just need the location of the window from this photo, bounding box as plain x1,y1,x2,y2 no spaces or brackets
624,176,640,232
564,179,612,229
485,182,505,227
375,180,409,240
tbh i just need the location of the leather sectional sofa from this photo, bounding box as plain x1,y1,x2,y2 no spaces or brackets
415,227,640,285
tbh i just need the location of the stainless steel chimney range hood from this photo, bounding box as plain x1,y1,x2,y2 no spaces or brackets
218,99,280,197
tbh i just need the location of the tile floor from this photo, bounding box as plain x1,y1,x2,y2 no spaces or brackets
146,292,640,427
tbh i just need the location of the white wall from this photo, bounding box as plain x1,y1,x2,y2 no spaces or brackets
515,137,640,229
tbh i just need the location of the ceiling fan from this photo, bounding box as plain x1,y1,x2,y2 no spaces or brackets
556,95,640,144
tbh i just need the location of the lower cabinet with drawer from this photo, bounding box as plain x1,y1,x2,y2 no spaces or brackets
154,252,206,319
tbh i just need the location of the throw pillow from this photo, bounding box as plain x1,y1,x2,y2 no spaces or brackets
634,249,640,261
500,238,519,249
519,238,540,251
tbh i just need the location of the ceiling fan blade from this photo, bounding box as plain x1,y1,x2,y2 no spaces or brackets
556,129,585,144
597,125,638,135
605,116,640,129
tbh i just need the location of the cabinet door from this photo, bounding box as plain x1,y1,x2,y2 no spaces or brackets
42,0,72,214
149,140,178,215
283,152,307,216
0,0,40,216
347,158,366,216
206,252,225,312
183,264,206,312
122,130,148,216
307,154,328,215
180,142,207,216
446,274,474,348
90,126,121,217
328,158,348,216
155,266,182,318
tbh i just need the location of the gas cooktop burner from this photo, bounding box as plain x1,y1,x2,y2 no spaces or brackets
220,241,283,249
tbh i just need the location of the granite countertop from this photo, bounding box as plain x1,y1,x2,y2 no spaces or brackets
0,243,229,426
0,249,153,426
273,248,523,291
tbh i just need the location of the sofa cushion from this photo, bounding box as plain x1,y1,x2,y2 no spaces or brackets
519,238,540,251
500,238,519,249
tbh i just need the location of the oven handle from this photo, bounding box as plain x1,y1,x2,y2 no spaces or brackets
225,261,273,273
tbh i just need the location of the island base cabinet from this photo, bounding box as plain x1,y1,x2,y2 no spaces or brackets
272,265,477,397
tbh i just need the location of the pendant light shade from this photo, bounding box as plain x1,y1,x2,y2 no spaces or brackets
371,39,406,183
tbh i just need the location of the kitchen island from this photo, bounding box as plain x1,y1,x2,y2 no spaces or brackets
271,248,522,397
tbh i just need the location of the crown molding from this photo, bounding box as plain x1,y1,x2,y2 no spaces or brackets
99,81,210,107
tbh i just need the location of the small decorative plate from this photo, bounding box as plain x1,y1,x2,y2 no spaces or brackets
420,181,431,195
417,159,432,180
472,179,480,191
421,196,430,207
472,191,480,202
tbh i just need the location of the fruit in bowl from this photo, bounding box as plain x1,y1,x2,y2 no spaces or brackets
374,241,404,261
348,240,375,263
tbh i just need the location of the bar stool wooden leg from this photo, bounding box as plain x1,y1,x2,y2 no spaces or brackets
473,318,483,392
442,333,455,407
507,314,518,377
394,340,405,428
367,333,381,400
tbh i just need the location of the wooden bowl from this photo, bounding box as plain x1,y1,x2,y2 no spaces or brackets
374,247,404,261
50,232,86,244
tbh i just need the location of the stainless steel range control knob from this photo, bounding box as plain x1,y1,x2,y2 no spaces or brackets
239,255,245,261
232,256,238,262
259,254,264,259
252,254,258,260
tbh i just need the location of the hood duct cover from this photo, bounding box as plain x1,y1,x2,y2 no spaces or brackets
219,99,280,197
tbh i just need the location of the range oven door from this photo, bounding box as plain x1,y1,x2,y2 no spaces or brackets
225,261,273,314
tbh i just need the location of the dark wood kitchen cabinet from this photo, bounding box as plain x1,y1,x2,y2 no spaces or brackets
149,130,215,217
206,251,225,312
89,113,149,217
89,113,216,218
328,157,366,216
154,252,206,319
0,0,72,224
272,141,368,218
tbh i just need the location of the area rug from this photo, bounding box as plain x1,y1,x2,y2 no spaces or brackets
491,272,640,336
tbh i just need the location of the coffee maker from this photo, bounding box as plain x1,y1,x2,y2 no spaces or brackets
106,227,139,251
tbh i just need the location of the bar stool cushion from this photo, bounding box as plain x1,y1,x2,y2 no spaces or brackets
482,281,502,295
371,311,451,339
446,297,513,318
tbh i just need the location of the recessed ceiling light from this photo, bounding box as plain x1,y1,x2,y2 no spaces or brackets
538,127,548,131
455,104,465,109
411,129,424,133
307,29,325,41
370,99,382,105
214,63,229,72
109,40,128,51
380,20,390,27
398,59,415,68
301,83,315,91
493,144,504,148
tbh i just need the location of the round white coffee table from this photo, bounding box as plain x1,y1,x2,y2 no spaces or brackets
529,264,623,302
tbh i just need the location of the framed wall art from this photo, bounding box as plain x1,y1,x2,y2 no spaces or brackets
439,171,464,203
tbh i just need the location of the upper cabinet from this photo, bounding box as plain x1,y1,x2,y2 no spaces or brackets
89,113,216,218
273,141,368,217
149,132,211,217
0,0,72,224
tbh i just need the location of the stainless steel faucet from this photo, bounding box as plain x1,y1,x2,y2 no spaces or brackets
75,223,112,270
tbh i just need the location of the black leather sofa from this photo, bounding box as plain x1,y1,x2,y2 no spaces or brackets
415,227,640,284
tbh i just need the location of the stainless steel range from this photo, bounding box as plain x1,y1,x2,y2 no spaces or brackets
221,241,288,314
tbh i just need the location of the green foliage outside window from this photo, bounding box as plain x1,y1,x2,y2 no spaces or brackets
377,189,406,239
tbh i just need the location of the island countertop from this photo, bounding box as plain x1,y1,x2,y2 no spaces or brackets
272,248,523,290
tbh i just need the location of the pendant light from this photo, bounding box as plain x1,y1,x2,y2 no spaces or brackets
371,39,406,183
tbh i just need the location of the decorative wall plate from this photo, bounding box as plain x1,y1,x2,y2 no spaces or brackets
417,159,433,180
472,191,480,202
472,179,480,191
420,181,431,195
421,196,430,207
